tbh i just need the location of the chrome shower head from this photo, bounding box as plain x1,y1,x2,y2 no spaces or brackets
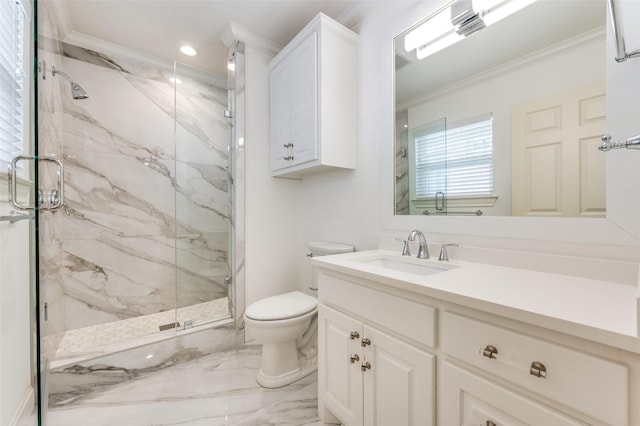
52,67,89,100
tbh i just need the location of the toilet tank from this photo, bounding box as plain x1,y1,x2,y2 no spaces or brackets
306,242,354,292
308,241,354,257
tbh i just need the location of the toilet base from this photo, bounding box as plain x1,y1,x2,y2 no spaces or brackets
257,359,317,388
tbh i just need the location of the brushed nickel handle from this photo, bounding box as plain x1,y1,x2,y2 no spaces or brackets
361,338,371,347
361,362,371,372
482,345,498,359
350,331,360,340
530,361,547,378
350,354,360,364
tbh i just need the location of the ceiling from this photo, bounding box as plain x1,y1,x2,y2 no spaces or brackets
58,0,380,78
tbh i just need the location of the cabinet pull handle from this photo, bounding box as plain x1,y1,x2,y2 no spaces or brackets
529,361,547,378
361,338,371,347
350,331,360,340
350,354,360,363
361,362,371,372
482,345,498,359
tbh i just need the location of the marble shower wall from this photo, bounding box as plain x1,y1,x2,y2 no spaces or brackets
57,45,230,331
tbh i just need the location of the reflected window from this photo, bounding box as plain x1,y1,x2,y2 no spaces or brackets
413,114,493,199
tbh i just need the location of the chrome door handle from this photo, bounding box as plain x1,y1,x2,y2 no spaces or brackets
9,156,64,211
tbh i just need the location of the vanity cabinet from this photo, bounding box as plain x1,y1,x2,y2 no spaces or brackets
315,264,633,426
269,13,357,178
441,311,628,425
441,362,586,425
318,274,436,426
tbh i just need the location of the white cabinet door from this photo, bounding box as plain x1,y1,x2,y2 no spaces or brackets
289,32,318,167
319,305,364,426
441,362,586,426
269,60,291,171
362,325,435,426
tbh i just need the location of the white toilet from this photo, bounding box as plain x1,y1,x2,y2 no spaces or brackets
244,241,354,388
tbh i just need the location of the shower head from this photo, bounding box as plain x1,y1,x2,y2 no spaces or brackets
52,67,89,100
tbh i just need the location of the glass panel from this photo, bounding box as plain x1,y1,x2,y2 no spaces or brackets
408,117,448,215
174,63,231,329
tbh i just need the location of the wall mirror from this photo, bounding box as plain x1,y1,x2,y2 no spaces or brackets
394,0,607,217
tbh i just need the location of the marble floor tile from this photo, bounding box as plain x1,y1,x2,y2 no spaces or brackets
47,346,334,426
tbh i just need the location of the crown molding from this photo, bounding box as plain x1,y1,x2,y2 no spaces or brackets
62,31,226,88
336,0,380,29
219,21,282,57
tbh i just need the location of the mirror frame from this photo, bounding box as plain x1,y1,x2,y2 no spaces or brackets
381,0,640,248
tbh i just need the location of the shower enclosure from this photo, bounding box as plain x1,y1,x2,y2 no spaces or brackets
30,0,236,422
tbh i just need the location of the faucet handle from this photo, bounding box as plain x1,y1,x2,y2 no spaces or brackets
438,243,459,262
395,238,411,256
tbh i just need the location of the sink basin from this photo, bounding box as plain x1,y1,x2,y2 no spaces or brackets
353,256,457,276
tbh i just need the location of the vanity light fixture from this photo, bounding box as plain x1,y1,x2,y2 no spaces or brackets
405,0,536,60
180,45,199,56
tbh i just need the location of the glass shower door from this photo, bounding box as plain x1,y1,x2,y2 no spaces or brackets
174,63,232,330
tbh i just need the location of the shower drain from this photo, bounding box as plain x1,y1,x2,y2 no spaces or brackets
158,322,180,331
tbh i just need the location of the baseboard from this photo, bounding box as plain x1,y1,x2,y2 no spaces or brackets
9,386,35,426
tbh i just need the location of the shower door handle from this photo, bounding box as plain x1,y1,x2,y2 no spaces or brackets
8,156,65,211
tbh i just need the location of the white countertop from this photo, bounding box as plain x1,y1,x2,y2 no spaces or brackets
312,249,640,354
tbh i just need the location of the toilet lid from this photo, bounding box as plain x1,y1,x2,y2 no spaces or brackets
245,291,318,321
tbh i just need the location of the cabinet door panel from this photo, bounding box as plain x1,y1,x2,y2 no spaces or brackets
441,362,586,426
319,305,363,426
270,61,291,171
290,32,318,166
363,325,435,426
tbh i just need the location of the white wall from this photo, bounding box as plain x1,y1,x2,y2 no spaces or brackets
1,0,35,423
296,0,640,271
243,44,303,309
0,181,34,425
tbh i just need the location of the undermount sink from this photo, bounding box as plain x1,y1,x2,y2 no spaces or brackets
354,255,458,276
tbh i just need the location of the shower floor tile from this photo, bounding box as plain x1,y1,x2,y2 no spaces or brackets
49,298,230,365
46,346,331,426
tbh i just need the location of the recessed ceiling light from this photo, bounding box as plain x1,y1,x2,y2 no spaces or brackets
180,45,198,56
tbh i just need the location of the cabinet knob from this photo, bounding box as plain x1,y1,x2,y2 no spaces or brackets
529,361,547,378
350,354,360,363
350,331,360,340
361,338,371,347
482,345,498,359
361,362,371,372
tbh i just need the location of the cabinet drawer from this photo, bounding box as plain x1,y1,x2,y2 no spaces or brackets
441,362,586,425
441,312,628,425
319,273,436,347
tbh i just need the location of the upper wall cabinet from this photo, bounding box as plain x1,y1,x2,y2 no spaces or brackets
269,13,358,178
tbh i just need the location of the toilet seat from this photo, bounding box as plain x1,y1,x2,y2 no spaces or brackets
245,291,317,321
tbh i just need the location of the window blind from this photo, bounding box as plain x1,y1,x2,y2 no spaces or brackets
0,0,26,175
414,115,493,198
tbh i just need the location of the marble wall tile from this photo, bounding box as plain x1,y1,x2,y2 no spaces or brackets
51,45,231,333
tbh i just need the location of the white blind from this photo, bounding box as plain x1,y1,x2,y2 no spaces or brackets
415,115,493,198
0,0,25,175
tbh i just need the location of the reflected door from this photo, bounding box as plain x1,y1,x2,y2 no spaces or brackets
512,81,606,217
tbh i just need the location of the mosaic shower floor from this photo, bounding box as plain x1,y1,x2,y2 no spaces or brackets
49,298,230,367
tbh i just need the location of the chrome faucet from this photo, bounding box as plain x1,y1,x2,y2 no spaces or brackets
407,229,429,259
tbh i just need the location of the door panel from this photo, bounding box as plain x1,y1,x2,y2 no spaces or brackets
512,81,606,217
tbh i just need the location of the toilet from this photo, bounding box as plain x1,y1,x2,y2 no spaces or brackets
244,241,354,388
